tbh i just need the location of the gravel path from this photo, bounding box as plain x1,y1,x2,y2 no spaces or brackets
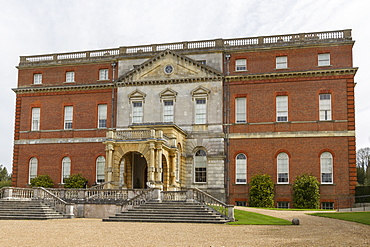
0,207,369,246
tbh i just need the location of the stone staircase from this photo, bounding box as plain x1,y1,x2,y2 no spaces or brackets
0,200,64,220
103,201,229,224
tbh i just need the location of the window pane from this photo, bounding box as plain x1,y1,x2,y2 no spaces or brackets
29,157,38,182
318,53,330,66
195,99,206,124
276,96,288,122
236,154,247,183
64,106,73,129
319,94,331,121
31,107,40,131
99,69,109,80
321,152,333,183
163,100,174,122
276,56,287,69
62,157,71,183
96,156,105,183
34,74,42,84
277,153,289,183
195,150,207,182
98,104,107,128
236,98,246,123
236,59,247,71
132,101,143,123
66,71,75,82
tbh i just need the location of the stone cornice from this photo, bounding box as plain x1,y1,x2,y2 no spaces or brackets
225,68,358,82
116,77,223,87
228,130,355,139
12,82,114,94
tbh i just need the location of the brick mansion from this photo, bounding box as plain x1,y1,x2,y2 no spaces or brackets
12,29,357,209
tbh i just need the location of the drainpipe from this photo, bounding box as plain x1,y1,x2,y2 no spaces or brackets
224,54,231,203
111,62,117,129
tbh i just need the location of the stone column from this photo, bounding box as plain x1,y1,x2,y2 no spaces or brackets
170,152,177,186
105,142,114,189
155,143,163,189
148,142,155,183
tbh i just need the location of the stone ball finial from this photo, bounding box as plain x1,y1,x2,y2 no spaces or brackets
292,218,300,225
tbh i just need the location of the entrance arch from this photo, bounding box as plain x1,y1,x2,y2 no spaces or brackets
119,151,148,189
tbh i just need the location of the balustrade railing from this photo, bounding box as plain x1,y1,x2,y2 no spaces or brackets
119,188,155,212
35,187,73,218
19,30,351,65
161,190,187,201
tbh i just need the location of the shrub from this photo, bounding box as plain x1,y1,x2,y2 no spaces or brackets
30,175,54,188
248,174,274,208
293,174,320,209
0,180,12,188
63,174,88,188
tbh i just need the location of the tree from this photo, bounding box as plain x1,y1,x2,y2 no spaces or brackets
30,175,54,188
357,147,370,185
0,165,12,188
248,174,274,208
293,174,320,209
63,174,88,188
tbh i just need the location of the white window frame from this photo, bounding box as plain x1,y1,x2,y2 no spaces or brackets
98,104,108,128
236,153,247,184
235,97,246,123
96,156,105,184
31,107,40,131
33,73,42,84
277,152,289,184
235,59,247,71
29,157,38,183
318,53,330,66
276,56,288,69
64,106,73,129
319,94,332,121
194,150,207,183
99,69,109,80
321,152,333,184
132,101,143,124
195,98,207,124
62,157,71,184
276,95,288,122
66,71,75,83
163,100,174,122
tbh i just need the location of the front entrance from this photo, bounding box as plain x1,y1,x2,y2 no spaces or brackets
132,153,147,189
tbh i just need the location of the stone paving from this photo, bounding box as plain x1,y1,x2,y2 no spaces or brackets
0,207,369,246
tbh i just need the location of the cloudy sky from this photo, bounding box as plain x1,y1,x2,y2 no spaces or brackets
1,0,369,172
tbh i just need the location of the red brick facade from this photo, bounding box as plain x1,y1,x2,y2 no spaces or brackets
12,30,357,208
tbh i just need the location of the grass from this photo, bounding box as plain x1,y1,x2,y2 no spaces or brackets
309,212,370,225
249,207,334,211
228,209,292,225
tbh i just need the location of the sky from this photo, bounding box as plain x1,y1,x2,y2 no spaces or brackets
1,0,369,172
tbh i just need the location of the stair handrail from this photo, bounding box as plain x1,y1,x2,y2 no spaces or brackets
34,187,74,218
118,188,155,213
90,181,114,190
191,188,234,221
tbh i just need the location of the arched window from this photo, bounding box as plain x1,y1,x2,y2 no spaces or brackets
236,153,247,184
321,152,333,184
277,152,289,183
194,150,207,183
29,157,38,183
62,157,71,184
96,156,105,184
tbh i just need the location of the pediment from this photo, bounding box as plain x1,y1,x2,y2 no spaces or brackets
191,86,210,99
159,88,178,100
128,89,146,101
116,50,222,85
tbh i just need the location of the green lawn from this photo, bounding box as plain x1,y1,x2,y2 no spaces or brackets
228,209,292,225
309,212,370,225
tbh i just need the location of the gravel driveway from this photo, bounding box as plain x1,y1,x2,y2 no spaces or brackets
0,207,369,246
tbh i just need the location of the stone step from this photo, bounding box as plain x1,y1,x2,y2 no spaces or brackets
103,218,227,224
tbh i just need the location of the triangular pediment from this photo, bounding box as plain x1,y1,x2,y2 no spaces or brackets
116,50,222,85
191,86,210,99
128,89,146,101
159,88,178,100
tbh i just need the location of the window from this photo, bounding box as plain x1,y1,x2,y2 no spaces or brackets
318,53,330,66
277,152,289,183
195,98,206,124
276,96,288,122
31,107,40,131
277,201,290,209
322,202,334,210
236,153,247,184
98,104,107,128
235,59,247,71
99,69,109,80
236,201,246,206
62,157,71,183
29,157,38,183
319,94,332,121
194,150,207,183
33,73,42,84
276,56,288,69
235,97,246,123
96,156,105,184
163,100,174,122
64,106,73,129
132,101,143,123
321,152,333,184
66,71,75,82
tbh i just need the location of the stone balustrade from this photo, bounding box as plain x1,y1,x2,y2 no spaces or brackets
19,29,352,66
